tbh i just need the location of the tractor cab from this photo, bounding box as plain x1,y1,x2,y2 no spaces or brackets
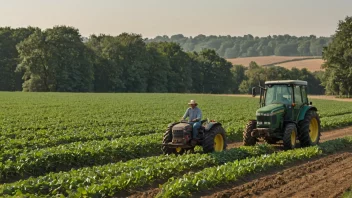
246,80,321,150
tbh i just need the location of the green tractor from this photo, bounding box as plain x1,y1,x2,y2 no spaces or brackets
244,80,321,150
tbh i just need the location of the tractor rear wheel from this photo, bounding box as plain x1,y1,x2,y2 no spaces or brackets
203,125,227,153
243,120,257,146
283,123,297,150
298,110,321,147
161,126,185,155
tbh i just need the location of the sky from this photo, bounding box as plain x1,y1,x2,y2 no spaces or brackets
0,0,351,38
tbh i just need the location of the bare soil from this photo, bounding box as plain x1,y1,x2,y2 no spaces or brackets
277,59,325,72
226,56,316,67
202,151,352,198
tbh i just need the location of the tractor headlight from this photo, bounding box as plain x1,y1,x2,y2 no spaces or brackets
264,122,271,125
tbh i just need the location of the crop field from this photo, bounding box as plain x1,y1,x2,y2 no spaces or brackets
277,58,325,71
227,56,324,71
1,92,352,197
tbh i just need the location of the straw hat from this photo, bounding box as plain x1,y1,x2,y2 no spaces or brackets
188,100,197,105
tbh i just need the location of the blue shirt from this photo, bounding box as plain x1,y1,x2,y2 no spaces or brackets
182,107,202,122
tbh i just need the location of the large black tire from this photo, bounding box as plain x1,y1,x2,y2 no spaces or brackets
298,110,321,147
203,125,227,153
243,120,257,146
161,126,185,155
283,123,297,150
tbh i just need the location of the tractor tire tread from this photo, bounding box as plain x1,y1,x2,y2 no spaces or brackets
283,123,297,150
243,121,257,146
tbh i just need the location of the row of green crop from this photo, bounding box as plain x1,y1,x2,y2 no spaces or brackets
157,137,352,197
320,113,352,130
0,125,161,153
0,145,274,197
0,134,161,182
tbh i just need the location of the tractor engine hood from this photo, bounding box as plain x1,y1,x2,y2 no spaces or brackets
256,104,285,127
256,104,285,115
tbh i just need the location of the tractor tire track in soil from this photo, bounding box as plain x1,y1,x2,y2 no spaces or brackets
202,151,352,198
126,127,352,198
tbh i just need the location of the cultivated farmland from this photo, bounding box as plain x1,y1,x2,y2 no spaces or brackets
227,56,324,71
0,92,352,197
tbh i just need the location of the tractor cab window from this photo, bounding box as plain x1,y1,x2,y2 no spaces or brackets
294,85,303,104
265,84,292,105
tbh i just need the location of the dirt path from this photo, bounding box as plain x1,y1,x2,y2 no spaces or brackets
202,151,352,198
227,126,352,149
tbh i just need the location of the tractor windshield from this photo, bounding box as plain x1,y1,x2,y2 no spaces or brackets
265,84,292,105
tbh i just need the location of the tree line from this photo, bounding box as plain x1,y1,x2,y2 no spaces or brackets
1,16,351,96
147,34,331,58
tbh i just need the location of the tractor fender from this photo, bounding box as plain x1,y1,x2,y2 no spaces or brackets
298,106,318,122
204,122,222,131
167,122,179,128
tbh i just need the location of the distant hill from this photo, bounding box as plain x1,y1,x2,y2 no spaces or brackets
147,34,331,58
227,56,324,72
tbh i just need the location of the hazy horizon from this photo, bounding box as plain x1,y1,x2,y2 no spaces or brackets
1,0,351,38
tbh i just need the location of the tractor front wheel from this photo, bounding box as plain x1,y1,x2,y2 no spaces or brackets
283,123,297,150
298,110,321,147
243,120,257,146
203,125,227,153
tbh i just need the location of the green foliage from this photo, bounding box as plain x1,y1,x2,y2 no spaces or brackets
0,145,274,197
17,26,94,92
0,26,328,94
148,34,330,58
157,137,352,197
0,134,161,182
0,27,36,91
237,64,325,94
323,16,352,97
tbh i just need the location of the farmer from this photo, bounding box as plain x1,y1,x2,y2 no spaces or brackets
181,100,202,139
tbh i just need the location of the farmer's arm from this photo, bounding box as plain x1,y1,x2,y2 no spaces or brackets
195,109,202,122
182,108,189,120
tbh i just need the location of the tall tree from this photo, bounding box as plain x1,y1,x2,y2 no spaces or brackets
322,16,352,97
17,26,94,92
198,49,233,93
0,27,36,91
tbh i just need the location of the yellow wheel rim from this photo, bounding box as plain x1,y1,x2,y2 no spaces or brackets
291,130,296,147
175,147,182,153
309,118,319,142
214,134,224,152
